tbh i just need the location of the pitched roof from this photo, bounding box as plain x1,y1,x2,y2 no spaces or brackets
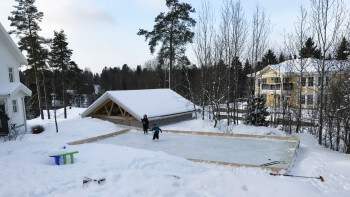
270,58,318,73
252,58,348,76
81,89,194,121
0,22,28,65
0,82,32,97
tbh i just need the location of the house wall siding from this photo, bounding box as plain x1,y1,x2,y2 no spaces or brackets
0,24,29,131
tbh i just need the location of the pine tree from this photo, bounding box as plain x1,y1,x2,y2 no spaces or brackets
49,30,72,119
278,53,286,63
336,37,350,60
8,0,45,119
244,95,269,126
299,37,321,59
137,0,196,89
262,49,278,67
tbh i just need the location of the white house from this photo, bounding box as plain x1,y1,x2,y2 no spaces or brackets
0,22,32,135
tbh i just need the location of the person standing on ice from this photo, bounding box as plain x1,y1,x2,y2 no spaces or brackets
151,124,162,140
141,114,149,134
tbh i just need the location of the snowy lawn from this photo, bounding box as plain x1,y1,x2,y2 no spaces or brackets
0,107,349,197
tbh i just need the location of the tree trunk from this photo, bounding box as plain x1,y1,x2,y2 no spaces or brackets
345,120,350,154
62,69,67,119
318,61,325,145
34,64,44,120
42,70,50,119
169,21,174,89
336,117,340,151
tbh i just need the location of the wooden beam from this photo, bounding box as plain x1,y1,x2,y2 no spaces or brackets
89,99,111,116
108,102,114,115
118,106,125,117
118,106,123,117
104,105,109,116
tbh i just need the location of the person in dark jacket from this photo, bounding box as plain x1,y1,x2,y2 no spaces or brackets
141,114,149,134
151,124,162,140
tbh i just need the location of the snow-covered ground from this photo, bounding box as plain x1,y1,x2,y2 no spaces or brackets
0,107,349,197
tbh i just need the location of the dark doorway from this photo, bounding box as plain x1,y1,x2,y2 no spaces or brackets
0,105,9,136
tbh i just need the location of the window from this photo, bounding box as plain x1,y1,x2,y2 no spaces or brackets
300,95,305,105
301,77,306,87
262,84,269,90
12,99,18,113
262,78,267,84
318,77,321,86
283,77,290,83
308,77,314,87
262,94,267,101
274,77,281,83
318,76,330,86
8,67,14,82
307,95,313,105
274,94,280,105
273,84,281,90
283,83,293,90
325,76,330,86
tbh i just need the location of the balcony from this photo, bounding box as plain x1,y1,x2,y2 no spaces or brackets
261,83,293,91
262,84,281,90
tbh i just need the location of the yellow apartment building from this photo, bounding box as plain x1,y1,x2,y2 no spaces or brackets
251,58,345,109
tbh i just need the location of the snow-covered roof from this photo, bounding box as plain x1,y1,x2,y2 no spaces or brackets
0,82,32,97
0,22,28,65
253,58,348,76
81,89,194,121
270,58,319,73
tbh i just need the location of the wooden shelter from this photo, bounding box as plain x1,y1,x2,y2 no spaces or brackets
81,89,195,127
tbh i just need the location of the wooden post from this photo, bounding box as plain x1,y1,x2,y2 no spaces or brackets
108,102,114,116
104,105,109,116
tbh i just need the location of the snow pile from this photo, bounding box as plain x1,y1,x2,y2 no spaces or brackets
0,107,349,196
26,107,123,143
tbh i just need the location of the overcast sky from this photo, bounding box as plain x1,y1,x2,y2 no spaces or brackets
0,0,345,74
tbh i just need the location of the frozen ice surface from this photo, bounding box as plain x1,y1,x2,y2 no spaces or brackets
96,130,297,168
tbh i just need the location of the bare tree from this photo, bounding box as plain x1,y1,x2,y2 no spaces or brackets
219,0,247,126
209,36,227,127
284,5,310,133
193,0,215,120
310,0,345,144
248,5,271,96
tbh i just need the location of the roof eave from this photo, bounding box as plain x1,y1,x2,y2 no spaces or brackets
0,22,28,65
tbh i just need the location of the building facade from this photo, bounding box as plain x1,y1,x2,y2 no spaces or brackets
251,58,344,109
0,22,32,135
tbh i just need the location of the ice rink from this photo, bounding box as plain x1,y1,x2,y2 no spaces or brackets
96,130,298,169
